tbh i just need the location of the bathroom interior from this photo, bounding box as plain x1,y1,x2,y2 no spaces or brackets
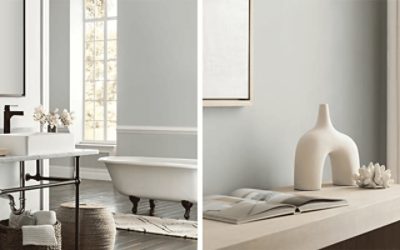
0,0,197,249
3,0,400,249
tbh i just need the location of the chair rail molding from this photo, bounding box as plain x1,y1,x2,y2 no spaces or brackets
387,0,400,182
117,125,197,135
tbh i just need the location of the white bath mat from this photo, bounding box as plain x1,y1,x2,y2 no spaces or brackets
113,213,198,240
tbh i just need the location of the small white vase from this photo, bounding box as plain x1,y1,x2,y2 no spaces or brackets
294,104,360,190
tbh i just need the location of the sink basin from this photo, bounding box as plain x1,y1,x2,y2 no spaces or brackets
0,133,75,156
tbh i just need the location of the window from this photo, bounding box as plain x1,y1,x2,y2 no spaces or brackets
83,0,117,143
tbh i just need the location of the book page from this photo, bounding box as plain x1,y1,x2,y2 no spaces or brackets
204,195,295,224
281,196,345,207
203,195,244,211
231,188,348,212
231,188,295,203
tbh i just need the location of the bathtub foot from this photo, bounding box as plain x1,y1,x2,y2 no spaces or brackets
149,199,155,216
129,196,140,214
181,200,193,220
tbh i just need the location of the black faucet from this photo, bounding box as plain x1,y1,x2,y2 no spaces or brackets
4,105,24,134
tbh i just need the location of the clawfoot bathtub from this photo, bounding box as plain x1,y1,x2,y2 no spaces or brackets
99,156,197,219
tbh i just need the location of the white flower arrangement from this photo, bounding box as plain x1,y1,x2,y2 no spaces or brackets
60,109,75,128
47,108,60,129
353,162,394,189
33,105,47,125
33,105,74,130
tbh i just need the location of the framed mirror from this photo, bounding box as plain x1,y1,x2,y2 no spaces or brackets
0,0,25,97
203,0,252,107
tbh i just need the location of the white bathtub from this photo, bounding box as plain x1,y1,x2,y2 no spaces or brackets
98,156,197,218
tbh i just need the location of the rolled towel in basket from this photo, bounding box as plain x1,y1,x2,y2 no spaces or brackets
33,210,57,225
9,211,36,229
22,225,57,246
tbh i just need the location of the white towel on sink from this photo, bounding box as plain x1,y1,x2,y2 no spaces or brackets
22,225,57,246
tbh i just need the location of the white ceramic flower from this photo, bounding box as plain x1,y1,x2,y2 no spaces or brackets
60,109,74,128
33,105,47,125
46,108,60,129
354,162,394,189
383,171,394,188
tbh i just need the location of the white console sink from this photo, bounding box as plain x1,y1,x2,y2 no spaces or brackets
0,133,75,156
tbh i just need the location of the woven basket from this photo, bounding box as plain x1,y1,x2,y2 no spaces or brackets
57,203,116,250
0,220,62,250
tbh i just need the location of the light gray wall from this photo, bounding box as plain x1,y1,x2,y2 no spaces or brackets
49,0,70,112
204,0,387,195
117,0,197,158
48,0,72,169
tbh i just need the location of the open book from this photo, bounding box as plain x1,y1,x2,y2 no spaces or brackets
204,188,348,224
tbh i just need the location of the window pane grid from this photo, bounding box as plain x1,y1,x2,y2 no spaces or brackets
84,0,117,142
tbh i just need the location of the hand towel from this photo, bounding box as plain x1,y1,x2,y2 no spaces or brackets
33,210,57,225
22,225,57,246
9,211,36,229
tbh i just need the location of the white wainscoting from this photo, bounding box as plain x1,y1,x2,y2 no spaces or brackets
50,126,197,181
50,165,111,181
116,125,197,159
49,144,114,181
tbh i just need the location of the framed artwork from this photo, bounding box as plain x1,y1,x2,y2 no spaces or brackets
203,0,252,107
0,0,25,97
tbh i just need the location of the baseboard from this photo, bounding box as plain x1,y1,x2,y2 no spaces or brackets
50,165,111,181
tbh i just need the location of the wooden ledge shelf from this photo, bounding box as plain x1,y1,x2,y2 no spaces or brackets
204,184,400,250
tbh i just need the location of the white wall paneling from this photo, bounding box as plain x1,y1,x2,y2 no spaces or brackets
117,126,197,159
50,165,111,181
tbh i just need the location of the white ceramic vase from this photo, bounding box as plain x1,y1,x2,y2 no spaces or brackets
294,104,360,190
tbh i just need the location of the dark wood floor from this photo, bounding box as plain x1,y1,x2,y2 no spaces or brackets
50,180,197,250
